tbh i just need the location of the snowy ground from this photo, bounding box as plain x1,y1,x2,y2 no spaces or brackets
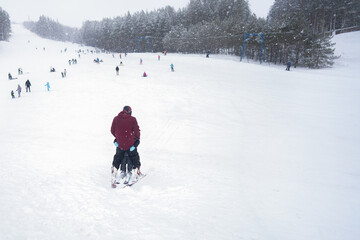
0,24,359,240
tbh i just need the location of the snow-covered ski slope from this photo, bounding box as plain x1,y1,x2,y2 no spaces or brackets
0,24,359,240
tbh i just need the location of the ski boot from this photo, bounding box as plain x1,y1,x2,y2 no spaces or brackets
123,171,132,185
111,166,118,188
136,166,143,176
117,171,126,184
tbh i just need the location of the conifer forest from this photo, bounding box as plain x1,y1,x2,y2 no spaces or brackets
2,0,360,68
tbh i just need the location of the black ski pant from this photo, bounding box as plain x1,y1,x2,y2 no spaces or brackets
112,147,141,172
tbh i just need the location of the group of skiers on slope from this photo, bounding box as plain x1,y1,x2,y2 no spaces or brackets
61,69,67,78
68,59,78,65
111,105,142,185
50,66,67,78
114,56,175,77
94,58,103,63
11,79,32,99
10,76,53,98
8,68,24,80
9,55,78,98
10,65,58,98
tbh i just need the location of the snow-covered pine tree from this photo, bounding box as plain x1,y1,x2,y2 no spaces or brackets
302,34,337,68
0,7,11,41
266,0,339,68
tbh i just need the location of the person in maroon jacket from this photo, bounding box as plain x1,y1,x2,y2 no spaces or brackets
111,106,141,184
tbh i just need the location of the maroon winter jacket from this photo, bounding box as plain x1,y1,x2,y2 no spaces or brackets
111,110,140,150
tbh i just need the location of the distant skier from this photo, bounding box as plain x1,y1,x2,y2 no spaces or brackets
11,90,15,99
64,69,67,77
25,79,31,92
111,106,142,186
8,73,18,80
158,55,160,61
170,63,174,72
286,61,291,71
143,72,147,77
140,58,143,64
16,84,22,97
45,82,50,91
206,50,210,58
116,66,119,75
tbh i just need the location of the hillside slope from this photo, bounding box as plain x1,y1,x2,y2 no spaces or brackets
0,24,359,240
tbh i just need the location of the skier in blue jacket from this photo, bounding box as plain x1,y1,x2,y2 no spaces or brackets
286,61,291,71
45,82,50,91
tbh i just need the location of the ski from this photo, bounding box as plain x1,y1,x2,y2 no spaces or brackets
119,174,146,189
111,166,146,189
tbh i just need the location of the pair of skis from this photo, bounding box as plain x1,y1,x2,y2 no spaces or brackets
111,170,146,189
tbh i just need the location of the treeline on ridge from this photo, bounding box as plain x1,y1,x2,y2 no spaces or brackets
9,0,360,68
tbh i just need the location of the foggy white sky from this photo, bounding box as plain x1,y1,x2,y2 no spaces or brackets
1,0,274,28
249,0,274,18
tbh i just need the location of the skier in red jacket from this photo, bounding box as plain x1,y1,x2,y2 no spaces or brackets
111,106,141,184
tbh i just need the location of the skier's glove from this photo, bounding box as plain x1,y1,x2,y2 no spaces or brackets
130,146,135,151
134,139,140,148
113,139,118,147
